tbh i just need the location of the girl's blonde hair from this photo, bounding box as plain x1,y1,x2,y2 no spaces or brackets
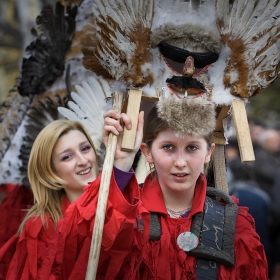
19,119,97,232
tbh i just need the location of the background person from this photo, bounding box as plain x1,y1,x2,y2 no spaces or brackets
1,115,144,279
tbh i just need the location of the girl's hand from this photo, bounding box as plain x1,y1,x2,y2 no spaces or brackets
102,110,144,171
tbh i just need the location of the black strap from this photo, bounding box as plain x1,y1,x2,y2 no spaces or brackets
139,212,161,240
190,195,225,280
144,187,238,279
149,213,161,240
196,259,219,280
188,188,238,267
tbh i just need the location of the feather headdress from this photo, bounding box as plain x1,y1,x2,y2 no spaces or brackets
80,0,280,105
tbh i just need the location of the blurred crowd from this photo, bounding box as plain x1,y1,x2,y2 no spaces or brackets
226,118,280,280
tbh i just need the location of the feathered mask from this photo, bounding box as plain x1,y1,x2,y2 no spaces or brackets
81,0,280,104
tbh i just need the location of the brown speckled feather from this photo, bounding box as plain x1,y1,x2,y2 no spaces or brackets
80,0,154,87
216,0,280,98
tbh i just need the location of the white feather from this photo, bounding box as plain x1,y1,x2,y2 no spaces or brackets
215,0,229,28
58,76,113,164
91,0,154,85
64,101,85,119
231,0,250,30
216,0,280,98
93,0,153,32
153,0,218,38
57,106,76,119
242,1,278,40
74,87,99,119
140,0,154,24
0,118,28,184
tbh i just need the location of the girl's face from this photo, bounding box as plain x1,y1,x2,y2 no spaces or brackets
52,130,98,202
141,128,214,194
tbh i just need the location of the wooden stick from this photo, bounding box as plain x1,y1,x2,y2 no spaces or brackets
85,91,123,280
121,89,142,152
215,105,230,132
231,99,255,163
212,106,230,193
213,146,228,193
212,132,228,193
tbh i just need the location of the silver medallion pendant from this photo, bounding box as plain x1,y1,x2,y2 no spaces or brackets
177,231,199,252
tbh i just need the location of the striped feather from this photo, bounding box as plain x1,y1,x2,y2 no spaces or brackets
216,0,280,98
82,0,154,87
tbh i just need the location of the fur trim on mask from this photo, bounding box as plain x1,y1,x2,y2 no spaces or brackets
151,23,221,54
157,96,216,137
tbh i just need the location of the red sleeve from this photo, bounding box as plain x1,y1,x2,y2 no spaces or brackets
52,171,148,280
219,206,269,280
0,184,33,247
4,217,57,280
0,233,19,279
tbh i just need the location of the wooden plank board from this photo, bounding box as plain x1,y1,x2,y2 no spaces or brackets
212,131,226,145
212,145,228,194
231,99,255,163
121,89,142,152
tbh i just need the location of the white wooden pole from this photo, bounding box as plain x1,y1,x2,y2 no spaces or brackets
85,91,123,280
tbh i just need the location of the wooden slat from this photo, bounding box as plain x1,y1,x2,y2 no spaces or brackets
212,145,228,194
212,120,227,192
121,89,142,152
231,99,255,163
212,131,226,145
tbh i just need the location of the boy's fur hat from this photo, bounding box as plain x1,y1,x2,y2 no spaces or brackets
156,96,216,137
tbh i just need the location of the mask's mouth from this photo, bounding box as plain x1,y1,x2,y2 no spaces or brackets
158,42,219,98
165,75,206,98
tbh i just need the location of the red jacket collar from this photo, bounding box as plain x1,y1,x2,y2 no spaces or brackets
141,173,207,217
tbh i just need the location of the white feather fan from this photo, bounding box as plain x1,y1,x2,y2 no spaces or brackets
58,76,112,167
